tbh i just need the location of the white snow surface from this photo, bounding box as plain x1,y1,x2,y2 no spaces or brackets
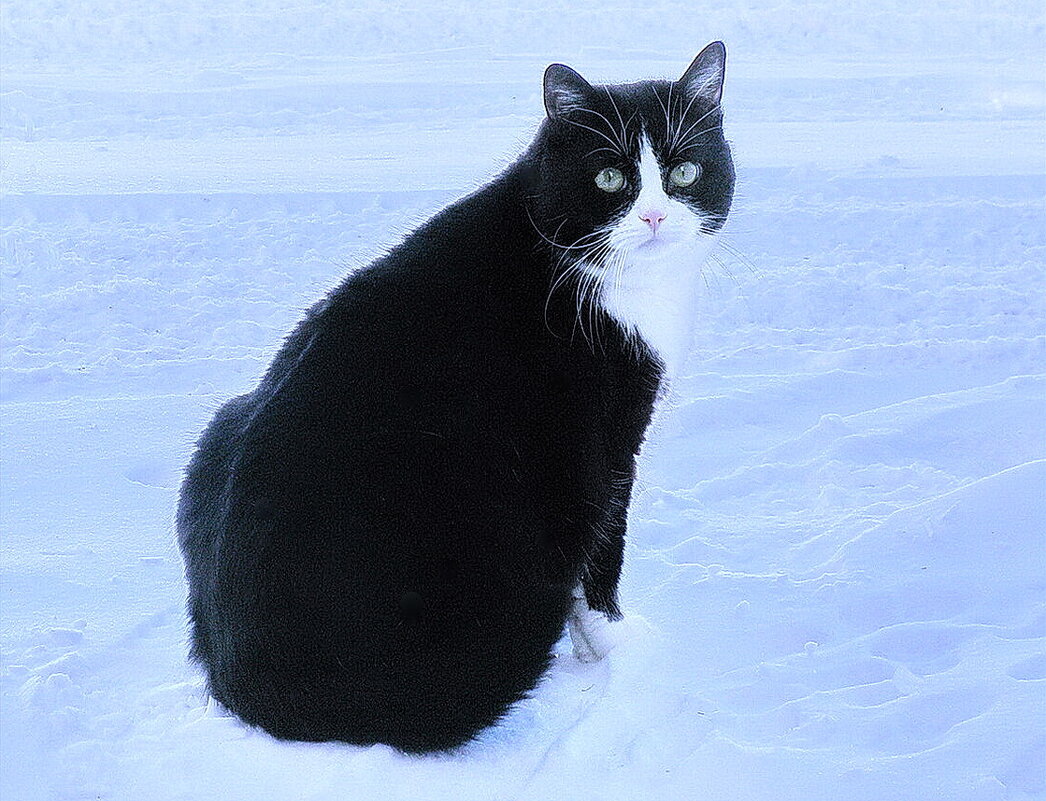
2,1,1045,799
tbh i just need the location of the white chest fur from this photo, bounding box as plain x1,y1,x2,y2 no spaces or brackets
598,245,709,381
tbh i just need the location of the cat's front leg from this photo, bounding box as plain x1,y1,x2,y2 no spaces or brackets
577,465,634,621
568,456,639,660
580,553,624,621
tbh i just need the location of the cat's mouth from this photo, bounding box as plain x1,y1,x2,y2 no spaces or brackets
600,218,709,266
638,233,669,248
633,230,687,254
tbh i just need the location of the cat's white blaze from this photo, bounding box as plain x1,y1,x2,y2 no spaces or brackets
593,136,716,380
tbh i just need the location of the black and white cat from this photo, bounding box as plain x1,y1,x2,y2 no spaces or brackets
177,42,734,754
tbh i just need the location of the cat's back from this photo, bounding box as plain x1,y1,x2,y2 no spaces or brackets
241,181,547,464
207,176,554,566
177,176,580,752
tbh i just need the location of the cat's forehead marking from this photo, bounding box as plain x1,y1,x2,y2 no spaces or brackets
636,134,667,202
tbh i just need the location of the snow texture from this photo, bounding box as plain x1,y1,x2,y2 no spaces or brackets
2,1,1044,799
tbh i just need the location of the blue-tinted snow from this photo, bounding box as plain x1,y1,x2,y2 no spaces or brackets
2,2,1044,799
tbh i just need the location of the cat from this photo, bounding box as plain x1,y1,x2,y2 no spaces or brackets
177,41,734,754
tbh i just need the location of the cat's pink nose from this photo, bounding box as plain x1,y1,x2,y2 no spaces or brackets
639,210,666,233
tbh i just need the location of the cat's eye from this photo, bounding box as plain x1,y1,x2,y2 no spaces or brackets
594,167,626,193
669,161,701,187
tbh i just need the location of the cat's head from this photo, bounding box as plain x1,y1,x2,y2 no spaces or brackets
526,43,735,360
532,43,733,257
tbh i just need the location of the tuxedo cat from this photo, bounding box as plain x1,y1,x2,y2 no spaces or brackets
177,42,734,754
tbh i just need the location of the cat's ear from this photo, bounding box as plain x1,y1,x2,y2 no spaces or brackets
543,64,596,120
677,41,727,106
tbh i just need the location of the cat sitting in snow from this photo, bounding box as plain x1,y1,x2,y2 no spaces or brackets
177,43,734,753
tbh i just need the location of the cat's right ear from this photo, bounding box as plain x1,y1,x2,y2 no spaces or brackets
543,64,596,120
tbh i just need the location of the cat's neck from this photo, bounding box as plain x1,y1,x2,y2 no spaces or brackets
589,238,713,382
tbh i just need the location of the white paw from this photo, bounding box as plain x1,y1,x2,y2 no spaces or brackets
567,601,619,663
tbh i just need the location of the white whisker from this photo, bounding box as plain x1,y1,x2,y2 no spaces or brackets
717,237,761,278
570,109,627,154
652,86,672,140
562,117,624,154
575,265,599,348
666,82,675,143
625,111,640,149
526,206,609,251
602,88,630,155
675,124,723,152
673,106,720,153
544,226,618,342
670,86,706,152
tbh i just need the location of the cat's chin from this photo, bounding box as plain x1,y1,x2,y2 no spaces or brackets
627,234,700,261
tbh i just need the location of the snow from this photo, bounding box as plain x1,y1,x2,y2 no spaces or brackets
2,1,1044,799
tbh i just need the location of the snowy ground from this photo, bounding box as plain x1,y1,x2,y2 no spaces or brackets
2,2,1044,799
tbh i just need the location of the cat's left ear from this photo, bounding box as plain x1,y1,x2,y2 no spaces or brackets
544,63,596,120
677,41,727,106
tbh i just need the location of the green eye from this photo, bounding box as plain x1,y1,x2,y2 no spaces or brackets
669,161,701,187
594,167,626,193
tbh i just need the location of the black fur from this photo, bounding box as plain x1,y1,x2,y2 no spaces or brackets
177,45,734,753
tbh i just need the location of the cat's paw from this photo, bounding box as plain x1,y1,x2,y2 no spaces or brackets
568,605,655,663
566,595,608,662
569,608,614,663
